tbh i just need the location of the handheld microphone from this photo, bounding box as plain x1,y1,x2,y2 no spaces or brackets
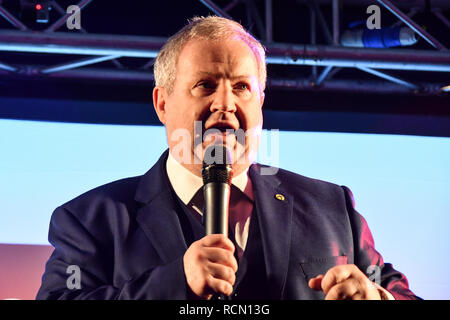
202,145,233,236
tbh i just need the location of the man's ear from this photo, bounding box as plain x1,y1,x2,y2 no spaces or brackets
153,86,167,124
259,91,265,107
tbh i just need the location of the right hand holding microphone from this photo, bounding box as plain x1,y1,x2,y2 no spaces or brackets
183,234,238,299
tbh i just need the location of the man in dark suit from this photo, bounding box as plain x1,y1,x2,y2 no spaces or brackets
37,16,419,300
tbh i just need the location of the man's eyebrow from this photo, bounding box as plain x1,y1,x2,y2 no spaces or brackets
194,71,251,79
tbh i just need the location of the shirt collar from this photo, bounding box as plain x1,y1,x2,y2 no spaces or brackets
166,151,253,205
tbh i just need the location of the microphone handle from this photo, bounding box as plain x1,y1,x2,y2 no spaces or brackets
203,182,230,236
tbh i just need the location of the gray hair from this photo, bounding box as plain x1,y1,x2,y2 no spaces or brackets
153,16,267,94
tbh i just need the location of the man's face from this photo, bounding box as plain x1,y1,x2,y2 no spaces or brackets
153,37,265,176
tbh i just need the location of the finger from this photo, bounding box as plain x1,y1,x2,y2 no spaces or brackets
325,279,359,300
207,262,236,285
349,280,376,300
201,234,235,252
352,293,364,300
359,278,382,300
308,274,324,291
204,247,238,272
321,264,357,294
206,274,234,296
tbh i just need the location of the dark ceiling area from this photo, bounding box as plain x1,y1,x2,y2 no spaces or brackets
0,0,449,133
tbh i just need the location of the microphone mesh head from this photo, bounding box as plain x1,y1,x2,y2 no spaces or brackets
202,145,233,184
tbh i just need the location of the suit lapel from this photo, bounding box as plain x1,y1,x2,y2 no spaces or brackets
135,150,188,264
250,164,293,299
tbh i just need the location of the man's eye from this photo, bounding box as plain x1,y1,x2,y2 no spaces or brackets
235,83,249,90
198,81,215,89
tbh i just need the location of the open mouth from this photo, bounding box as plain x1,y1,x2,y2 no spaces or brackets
193,120,248,165
205,121,238,132
205,126,235,135
202,124,241,151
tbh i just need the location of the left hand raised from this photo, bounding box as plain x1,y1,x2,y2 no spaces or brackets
308,264,381,300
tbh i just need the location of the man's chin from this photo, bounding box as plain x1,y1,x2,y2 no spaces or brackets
201,141,244,161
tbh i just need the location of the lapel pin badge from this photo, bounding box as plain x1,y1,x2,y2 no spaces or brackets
275,193,285,201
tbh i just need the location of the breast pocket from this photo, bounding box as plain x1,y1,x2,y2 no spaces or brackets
300,255,348,281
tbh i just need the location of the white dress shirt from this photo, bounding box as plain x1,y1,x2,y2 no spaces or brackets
166,152,254,260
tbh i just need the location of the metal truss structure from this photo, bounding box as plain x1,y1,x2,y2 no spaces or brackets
0,0,449,96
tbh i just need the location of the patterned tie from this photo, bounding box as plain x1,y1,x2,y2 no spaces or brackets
188,185,253,261
228,185,253,260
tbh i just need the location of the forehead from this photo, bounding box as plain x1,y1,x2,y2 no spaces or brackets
176,38,259,76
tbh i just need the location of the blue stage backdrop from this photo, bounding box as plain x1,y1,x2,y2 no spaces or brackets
0,118,449,299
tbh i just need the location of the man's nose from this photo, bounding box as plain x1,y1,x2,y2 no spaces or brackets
210,85,236,113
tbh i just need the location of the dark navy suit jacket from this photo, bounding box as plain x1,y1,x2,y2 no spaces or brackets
36,150,418,300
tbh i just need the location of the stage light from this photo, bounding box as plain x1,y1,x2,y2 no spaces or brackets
35,1,50,23
19,0,51,24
